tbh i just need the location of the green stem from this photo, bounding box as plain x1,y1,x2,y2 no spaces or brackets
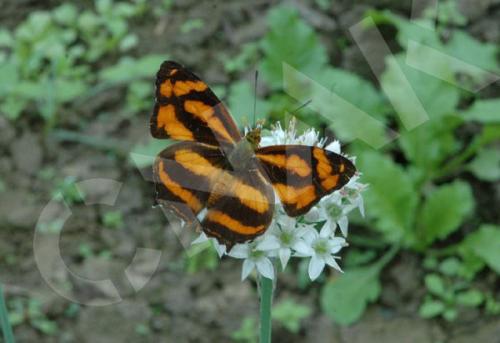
258,276,274,343
373,244,400,273
433,124,500,179
0,284,15,343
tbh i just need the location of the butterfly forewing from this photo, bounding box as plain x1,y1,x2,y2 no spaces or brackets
151,61,242,147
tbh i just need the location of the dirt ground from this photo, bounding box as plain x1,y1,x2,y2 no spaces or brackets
1,0,499,342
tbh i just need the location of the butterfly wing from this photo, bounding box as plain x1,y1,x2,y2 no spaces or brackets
201,163,275,250
150,61,242,148
255,145,356,216
153,141,228,222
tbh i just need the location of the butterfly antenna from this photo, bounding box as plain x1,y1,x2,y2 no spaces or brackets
253,70,258,127
290,99,312,115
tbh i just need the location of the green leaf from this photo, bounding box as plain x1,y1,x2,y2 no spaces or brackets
424,274,445,296
381,53,460,124
419,181,474,246
52,3,78,25
180,19,204,34
443,308,458,321
460,99,500,124
419,299,445,318
224,42,259,73
461,224,500,274
0,29,13,47
438,257,462,276
446,30,500,75
456,289,484,307
272,299,312,333
321,266,381,325
322,68,387,118
370,11,442,49
99,54,166,83
356,151,418,244
260,6,327,89
423,0,467,26
399,117,460,175
468,147,500,181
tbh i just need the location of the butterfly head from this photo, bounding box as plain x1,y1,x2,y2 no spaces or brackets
244,121,264,150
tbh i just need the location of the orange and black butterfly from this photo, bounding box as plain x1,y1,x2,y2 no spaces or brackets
151,61,356,249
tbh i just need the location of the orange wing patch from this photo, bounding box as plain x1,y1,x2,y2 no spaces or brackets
274,183,317,211
157,160,203,213
157,105,194,140
313,147,341,191
184,100,235,143
173,81,207,96
206,211,266,235
256,153,312,177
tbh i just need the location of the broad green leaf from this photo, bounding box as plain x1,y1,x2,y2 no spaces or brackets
99,54,166,83
369,11,442,49
272,300,312,333
468,147,500,181
284,65,392,148
0,61,19,95
423,0,467,26
52,3,78,25
381,53,460,124
321,267,381,325
424,274,445,296
260,6,327,89
438,257,462,276
399,117,460,175
419,299,445,318
356,151,418,244
321,68,387,118
227,80,270,128
419,181,474,246
0,29,13,47
456,289,484,307
446,30,500,74
460,99,500,124
461,224,500,274
443,308,458,321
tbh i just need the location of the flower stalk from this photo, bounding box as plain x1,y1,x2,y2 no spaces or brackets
0,284,15,343
258,275,274,343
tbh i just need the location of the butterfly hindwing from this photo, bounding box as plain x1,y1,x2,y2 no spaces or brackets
255,145,356,216
202,164,275,249
150,61,242,147
153,141,228,222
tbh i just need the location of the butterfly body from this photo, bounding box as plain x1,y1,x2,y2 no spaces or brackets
151,61,356,249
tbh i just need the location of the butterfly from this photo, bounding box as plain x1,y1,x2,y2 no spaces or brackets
150,61,356,250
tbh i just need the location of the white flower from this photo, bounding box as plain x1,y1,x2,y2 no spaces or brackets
258,214,313,270
228,239,275,280
303,225,347,281
313,193,356,237
191,232,226,257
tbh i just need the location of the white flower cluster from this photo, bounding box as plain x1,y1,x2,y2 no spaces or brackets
192,119,366,281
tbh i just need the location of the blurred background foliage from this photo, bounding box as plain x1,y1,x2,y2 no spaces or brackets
0,0,499,342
